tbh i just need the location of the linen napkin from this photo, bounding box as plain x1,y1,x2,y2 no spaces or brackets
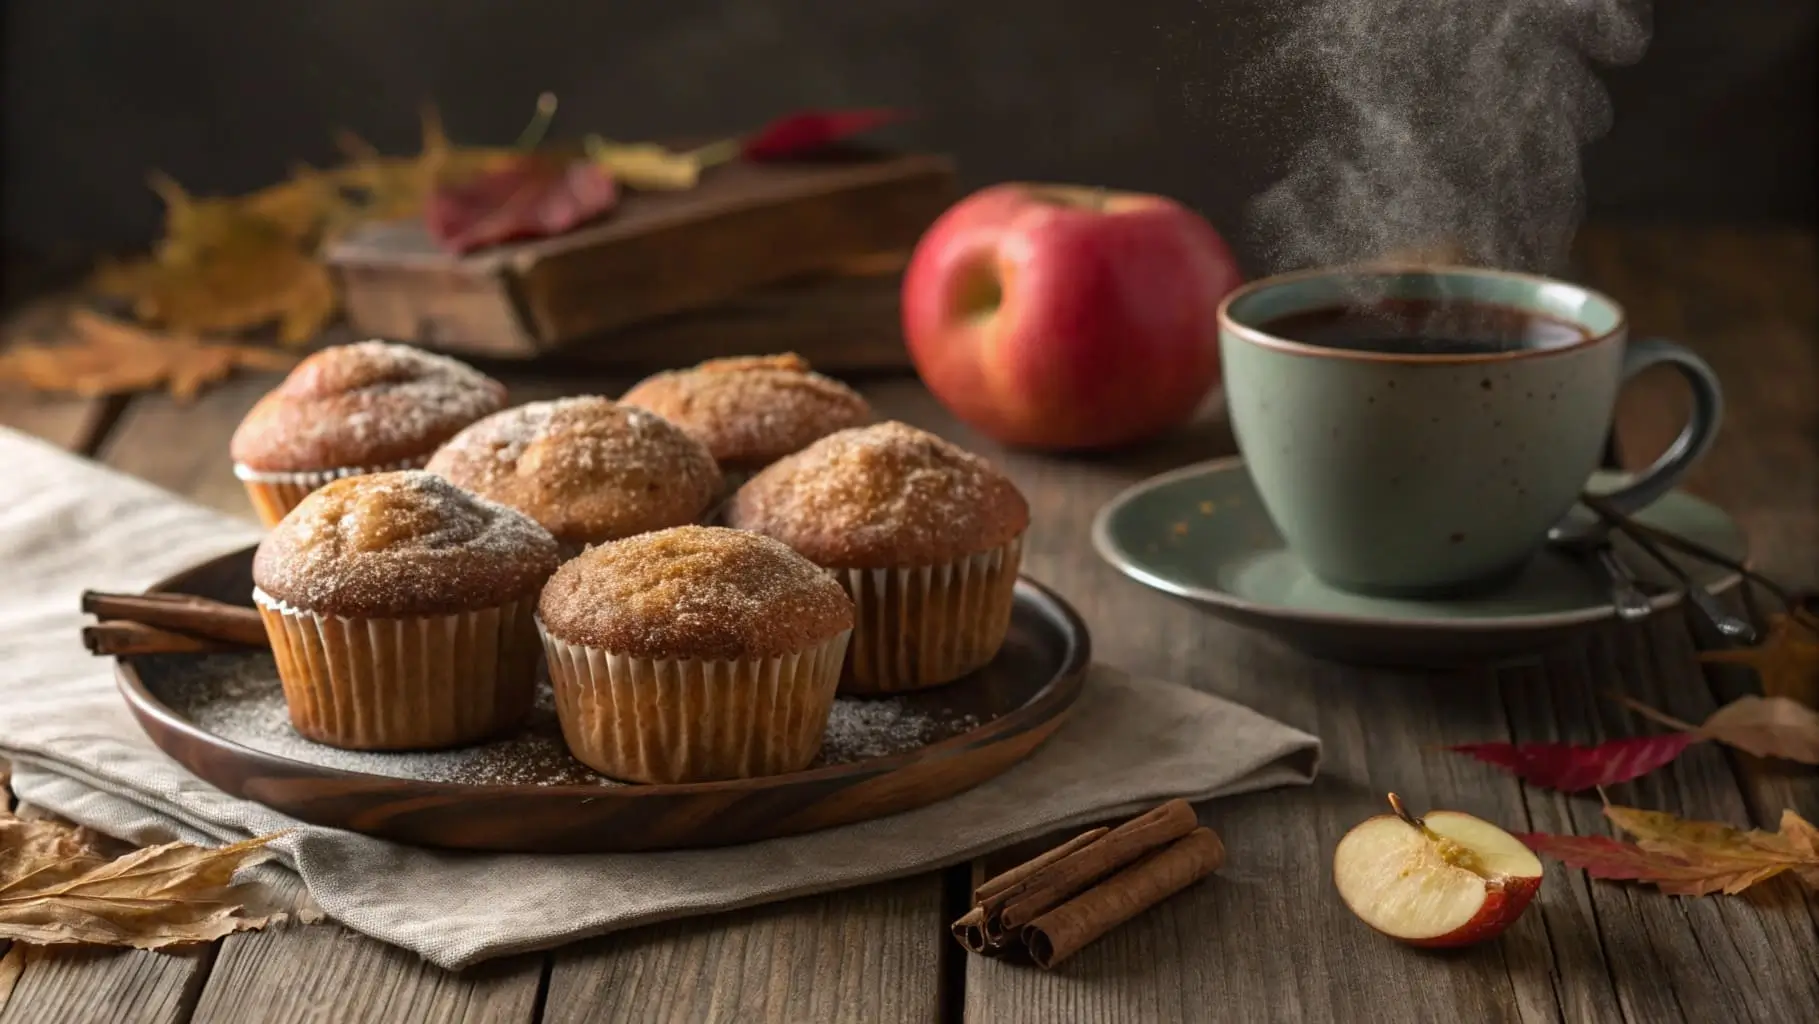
0,426,1320,970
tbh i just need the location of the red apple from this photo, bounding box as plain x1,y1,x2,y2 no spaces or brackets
901,183,1242,450
1332,794,1543,948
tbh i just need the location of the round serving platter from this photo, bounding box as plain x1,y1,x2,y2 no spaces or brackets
115,546,1090,853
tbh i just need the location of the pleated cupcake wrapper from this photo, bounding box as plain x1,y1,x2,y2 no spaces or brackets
838,534,1024,694
254,589,541,750
234,456,431,528
538,625,851,784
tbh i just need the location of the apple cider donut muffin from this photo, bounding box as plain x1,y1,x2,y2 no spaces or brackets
231,341,507,527
619,353,872,478
252,470,560,750
425,397,721,557
726,421,1029,693
538,526,854,783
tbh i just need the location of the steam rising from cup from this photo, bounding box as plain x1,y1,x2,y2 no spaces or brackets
1246,0,1652,276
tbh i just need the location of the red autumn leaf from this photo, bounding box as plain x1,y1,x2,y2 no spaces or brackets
740,108,911,161
425,155,617,254
1446,734,1698,792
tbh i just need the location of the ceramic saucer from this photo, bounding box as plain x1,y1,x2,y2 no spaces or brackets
1091,457,1746,667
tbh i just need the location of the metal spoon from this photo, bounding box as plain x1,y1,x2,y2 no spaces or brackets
1552,527,1654,622
1566,501,1756,642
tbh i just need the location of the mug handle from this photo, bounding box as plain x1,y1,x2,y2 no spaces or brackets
1593,337,1724,516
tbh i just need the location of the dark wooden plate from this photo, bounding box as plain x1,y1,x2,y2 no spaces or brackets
115,546,1090,853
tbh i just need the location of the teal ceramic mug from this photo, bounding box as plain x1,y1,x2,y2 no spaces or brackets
1218,265,1723,596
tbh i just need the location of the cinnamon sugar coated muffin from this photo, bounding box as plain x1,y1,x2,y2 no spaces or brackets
619,353,872,475
253,470,561,750
538,526,854,783
726,422,1029,693
425,397,720,555
230,341,508,526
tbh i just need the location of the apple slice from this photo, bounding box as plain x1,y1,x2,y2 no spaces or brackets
1333,794,1543,948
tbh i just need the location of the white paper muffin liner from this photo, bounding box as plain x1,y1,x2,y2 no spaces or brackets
538,624,851,783
253,588,541,750
235,455,431,528
837,534,1023,694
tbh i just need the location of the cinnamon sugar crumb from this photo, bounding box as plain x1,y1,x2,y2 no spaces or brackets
538,525,854,662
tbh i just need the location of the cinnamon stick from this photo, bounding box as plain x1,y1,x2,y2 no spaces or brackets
951,907,991,954
1023,827,1225,969
974,827,1110,903
950,826,1114,953
82,621,240,656
80,591,267,648
983,799,1198,942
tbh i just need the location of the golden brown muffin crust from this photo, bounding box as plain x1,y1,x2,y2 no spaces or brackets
725,422,1030,569
538,525,854,661
253,470,561,618
425,397,721,546
230,341,507,472
618,352,872,471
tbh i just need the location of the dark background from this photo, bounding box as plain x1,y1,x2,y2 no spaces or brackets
2,0,1813,269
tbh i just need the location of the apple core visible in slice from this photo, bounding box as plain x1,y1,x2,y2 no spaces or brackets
1332,796,1543,948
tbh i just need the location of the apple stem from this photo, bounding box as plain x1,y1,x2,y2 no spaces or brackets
1387,793,1428,833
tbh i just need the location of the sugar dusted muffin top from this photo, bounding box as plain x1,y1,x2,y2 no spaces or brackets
619,353,872,472
253,470,560,618
726,421,1030,569
424,397,720,547
537,525,854,662
230,341,507,472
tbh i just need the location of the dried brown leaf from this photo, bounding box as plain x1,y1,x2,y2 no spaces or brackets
0,816,109,896
0,806,285,950
1697,695,1819,763
0,311,297,403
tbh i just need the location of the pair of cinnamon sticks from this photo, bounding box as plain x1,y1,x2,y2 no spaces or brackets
80,591,267,656
951,799,1224,969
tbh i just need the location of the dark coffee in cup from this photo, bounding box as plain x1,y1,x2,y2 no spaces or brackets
1260,299,1592,357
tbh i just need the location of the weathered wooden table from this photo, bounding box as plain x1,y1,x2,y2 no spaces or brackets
1,226,1814,1023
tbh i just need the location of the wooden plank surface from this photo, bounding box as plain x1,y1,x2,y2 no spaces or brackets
0,226,1812,1023
544,876,944,1024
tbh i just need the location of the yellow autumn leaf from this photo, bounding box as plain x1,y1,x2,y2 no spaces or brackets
584,136,739,191
1603,804,1818,895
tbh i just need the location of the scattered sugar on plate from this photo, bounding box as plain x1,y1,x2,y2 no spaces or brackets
141,654,991,786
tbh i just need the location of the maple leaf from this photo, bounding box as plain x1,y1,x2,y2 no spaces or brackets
425,154,618,253
1518,805,1819,897
0,311,296,403
1446,735,1697,792
1699,612,1819,707
0,804,287,949
741,108,911,160
92,174,341,345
